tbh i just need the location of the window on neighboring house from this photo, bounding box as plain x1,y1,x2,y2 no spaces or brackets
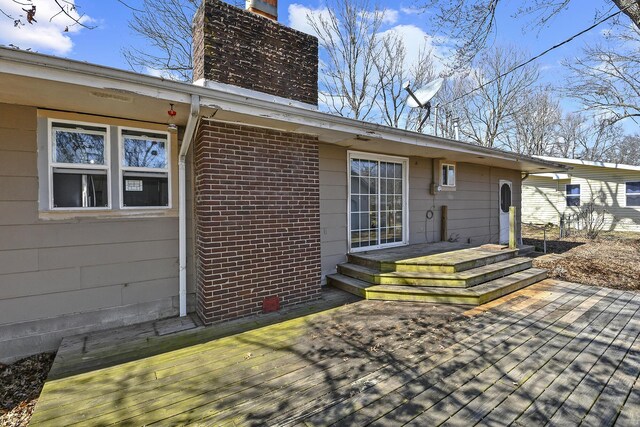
626,181,640,207
442,163,456,187
120,128,170,208
50,122,110,209
566,184,581,207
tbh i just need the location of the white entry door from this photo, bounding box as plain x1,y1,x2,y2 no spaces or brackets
499,180,512,244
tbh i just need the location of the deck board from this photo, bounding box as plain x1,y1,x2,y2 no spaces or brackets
30,281,640,426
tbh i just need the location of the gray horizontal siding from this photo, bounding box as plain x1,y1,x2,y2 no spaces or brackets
319,144,348,279
0,103,183,361
319,144,523,279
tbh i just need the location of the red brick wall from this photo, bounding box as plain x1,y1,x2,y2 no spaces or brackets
194,119,321,324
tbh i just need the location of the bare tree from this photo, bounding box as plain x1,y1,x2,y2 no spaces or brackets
553,112,589,158
575,119,624,161
457,46,539,148
373,33,436,129
308,0,384,120
607,134,640,165
431,75,470,139
563,25,640,127
0,0,94,29
122,0,199,81
504,87,561,156
416,0,640,66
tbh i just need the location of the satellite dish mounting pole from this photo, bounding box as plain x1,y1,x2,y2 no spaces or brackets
433,105,439,137
417,102,432,133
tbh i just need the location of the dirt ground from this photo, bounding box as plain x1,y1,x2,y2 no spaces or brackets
0,353,55,427
522,224,640,291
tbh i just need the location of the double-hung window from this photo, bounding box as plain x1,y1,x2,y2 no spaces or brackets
50,121,110,209
120,128,170,208
626,181,640,207
566,184,581,207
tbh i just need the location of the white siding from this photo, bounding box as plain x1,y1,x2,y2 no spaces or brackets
523,164,640,232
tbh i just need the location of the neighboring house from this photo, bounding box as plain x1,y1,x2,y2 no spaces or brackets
523,156,640,232
0,0,562,361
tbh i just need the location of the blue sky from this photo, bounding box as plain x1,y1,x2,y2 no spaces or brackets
0,0,613,72
0,0,628,123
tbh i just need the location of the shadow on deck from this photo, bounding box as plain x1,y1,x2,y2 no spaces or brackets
30,280,640,426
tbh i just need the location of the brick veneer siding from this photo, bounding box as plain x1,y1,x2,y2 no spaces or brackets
194,119,322,324
192,0,318,105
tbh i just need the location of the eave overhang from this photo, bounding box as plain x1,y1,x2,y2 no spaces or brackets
0,47,567,173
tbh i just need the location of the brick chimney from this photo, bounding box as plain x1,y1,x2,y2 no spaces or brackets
192,0,318,105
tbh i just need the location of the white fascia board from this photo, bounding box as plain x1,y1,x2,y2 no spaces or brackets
531,173,571,180
536,156,640,172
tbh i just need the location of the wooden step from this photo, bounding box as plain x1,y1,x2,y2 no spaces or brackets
326,274,372,298
348,247,519,273
337,257,533,288
328,269,547,306
517,245,536,255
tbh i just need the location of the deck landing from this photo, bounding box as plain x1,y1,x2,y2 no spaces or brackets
30,281,640,426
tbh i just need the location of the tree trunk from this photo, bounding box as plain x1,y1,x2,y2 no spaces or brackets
612,0,640,28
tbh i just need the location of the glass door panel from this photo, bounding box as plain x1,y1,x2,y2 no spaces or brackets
349,156,406,250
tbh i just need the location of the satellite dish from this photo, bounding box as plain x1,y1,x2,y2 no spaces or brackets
405,78,444,108
404,77,445,133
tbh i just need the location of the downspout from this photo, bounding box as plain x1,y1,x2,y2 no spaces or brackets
178,94,200,317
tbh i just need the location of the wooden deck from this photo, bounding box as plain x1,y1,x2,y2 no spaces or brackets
31,281,640,426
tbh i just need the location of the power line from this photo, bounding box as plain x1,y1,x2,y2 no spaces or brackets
440,7,627,107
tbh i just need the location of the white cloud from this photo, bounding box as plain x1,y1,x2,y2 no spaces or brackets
289,4,401,35
0,0,91,55
381,9,399,25
400,7,422,15
379,24,452,75
288,4,331,37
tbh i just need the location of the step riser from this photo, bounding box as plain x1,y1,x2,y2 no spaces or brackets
337,260,533,288
477,271,547,305
348,251,517,273
327,276,367,298
385,260,533,287
328,269,548,306
364,271,548,305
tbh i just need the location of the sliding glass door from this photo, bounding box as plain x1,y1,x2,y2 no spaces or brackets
348,152,408,251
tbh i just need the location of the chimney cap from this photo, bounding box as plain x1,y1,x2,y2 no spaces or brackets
246,0,278,21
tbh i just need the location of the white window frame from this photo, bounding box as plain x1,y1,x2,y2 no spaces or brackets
441,162,456,188
565,183,581,207
48,119,111,211
118,127,172,209
625,181,640,208
347,151,409,253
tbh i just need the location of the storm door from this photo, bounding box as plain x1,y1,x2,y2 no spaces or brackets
348,152,408,251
